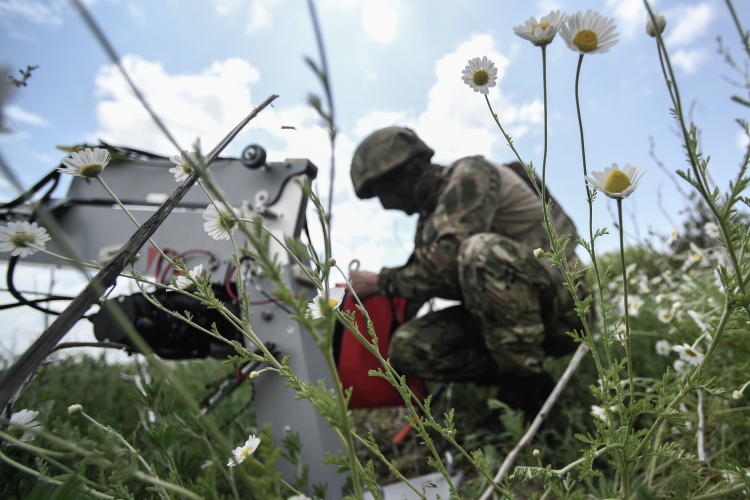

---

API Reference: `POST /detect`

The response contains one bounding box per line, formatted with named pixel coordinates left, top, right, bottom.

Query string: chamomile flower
left=227, top=434, right=261, bottom=467
left=169, top=150, right=203, bottom=182
left=673, top=359, right=686, bottom=373
left=628, top=296, right=643, bottom=317
left=203, top=203, right=239, bottom=241
left=307, top=286, right=346, bottom=320
left=687, top=310, right=708, bottom=332
left=560, top=10, right=619, bottom=55
left=657, top=308, right=673, bottom=323
left=703, top=222, right=720, bottom=239
left=656, top=339, right=671, bottom=356
left=673, top=343, right=704, bottom=367
left=59, top=147, right=111, bottom=178
left=8, top=409, right=42, bottom=442
left=667, top=227, right=679, bottom=246
left=645, top=10, right=667, bottom=37
left=585, top=163, right=645, bottom=199
left=513, top=10, right=568, bottom=47
left=175, top=264, right=204, bottom=291
left=591, top=405, right=608, bottom=422
left=462, top=56, right=498, bottom=95
left=0, top=221, right=51, bottom=258
left=656, top=294, right=667, bottom=304
left=683, top=243, right=705, bottom=269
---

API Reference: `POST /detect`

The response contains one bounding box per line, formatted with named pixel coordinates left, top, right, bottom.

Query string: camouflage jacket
left=376, top=155, right=579, bottom=302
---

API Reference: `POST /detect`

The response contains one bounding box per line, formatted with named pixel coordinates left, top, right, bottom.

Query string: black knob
left=241, top=144, right=267, bottom=169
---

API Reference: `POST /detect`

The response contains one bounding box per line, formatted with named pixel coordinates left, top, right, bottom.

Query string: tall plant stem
left=96, top=176, right=172, bottom=264
left=541, top=45, right=548, bottom=204
left=617, top=199, right=636, bottom=499
left=573, top=53, right=620, bottom=414
left=324, top=347, right=362, bottom=500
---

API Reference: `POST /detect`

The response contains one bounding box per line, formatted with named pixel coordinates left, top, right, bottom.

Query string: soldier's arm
left=378, top=157, right=499, bottom=299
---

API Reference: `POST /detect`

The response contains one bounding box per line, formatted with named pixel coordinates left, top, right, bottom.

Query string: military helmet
left=350, top=127, right=434, bottom=199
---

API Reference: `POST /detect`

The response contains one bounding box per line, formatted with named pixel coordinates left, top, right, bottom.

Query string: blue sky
left=0, top=0, right=748, bottom=352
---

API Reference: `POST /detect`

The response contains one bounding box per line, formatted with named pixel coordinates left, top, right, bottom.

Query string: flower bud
left=327, top=258, right=336, bottom=267
left=249, top=371, right=260, bottom=380
left=646, top=12, right=667, bottom=37
left=130, top=253, right=140, bottom=265
left=533, top=248, right=544, bottom=259
left=532, top=449, right=540, bottom=458
left=68, top=404, right=83, bottom=415
left=733, top=390, right=743, bottom=400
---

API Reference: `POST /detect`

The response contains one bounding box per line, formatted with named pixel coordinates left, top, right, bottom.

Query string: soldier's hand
left=348, top=270, right=379, bottom=300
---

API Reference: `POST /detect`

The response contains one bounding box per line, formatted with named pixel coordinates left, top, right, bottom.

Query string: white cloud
left=606, top=0, right=653, bottom=38
left=536, top=0, right=563, bottom=15
left=0, top=0, right=66, bottom=28
left=664, top=2, right=714, bottom=48
left=245, top=0, right=281, bottom=34
left=207, top=0, right=281, bottom=34
left=361, top=0, right=397, bottom=43
left=127, top=2, right=144, bottom=20
left=94, top=55, right=263, bottom=154
left=5, top=105, right=49, bottom=127
left=209, top=0, right=244, bottom=15
left=671, top=48, right=710, bottom=74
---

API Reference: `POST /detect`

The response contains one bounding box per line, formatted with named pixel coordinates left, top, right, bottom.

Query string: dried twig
left=0, top=95, right=278, bottom=409
left=479, top=343, right=590, bottom=500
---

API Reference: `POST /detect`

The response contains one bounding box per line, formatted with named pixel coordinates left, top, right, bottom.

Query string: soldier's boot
left=458, top=232, right=556, bottom=384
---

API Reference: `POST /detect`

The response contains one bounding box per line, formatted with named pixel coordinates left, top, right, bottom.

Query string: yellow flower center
left=604, top=170, right=632, bottom=193
left=684, top=348, right=697, bottom=358
left=218, top=210, right=237, bottom=232
left=182, top=162, right=193, bottom=175
left=239, top=446, right=253, bottom=458
left=328, top=299, right=339, bottom=307
left=532, top=22, right=550, bottom=33
left=10, top=232, right=36, bottom=248
left=572, top=29, right=599, bottom=52
left=79, top=163, right=104, bottom=178
left=472, top=69, right=489, bottom=87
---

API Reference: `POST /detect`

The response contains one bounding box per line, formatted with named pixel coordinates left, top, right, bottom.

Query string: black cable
left=6, top=257, right=66, bottom=316
left=0, top=169, right=60, bottom=213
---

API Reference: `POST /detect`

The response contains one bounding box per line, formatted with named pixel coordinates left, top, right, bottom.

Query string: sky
left=0, top=0, right=749, bottom=355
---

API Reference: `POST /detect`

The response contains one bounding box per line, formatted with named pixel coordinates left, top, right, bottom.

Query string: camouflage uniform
left=352, top=128, right=583, bottom=384
left=377, top=156, right=582, bottom=382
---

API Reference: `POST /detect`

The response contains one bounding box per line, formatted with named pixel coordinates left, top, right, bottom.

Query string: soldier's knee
left=458, top=233, right=510, bottom=268
left=388, top=327, right=417, bottom=375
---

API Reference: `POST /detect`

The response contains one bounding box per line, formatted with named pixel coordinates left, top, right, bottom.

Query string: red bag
left=337, top=290, right=426, bottom=409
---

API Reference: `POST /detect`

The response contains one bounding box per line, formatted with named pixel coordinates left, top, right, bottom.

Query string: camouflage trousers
left=389, top=233, right=577, bottom=383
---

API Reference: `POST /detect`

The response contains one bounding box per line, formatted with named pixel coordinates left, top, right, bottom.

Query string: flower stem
left=573, top=52, right=620, bottom=417
left=96, top=176, right=172, bottom=264
left=323, top=348, right=363, bottom=500
left=541, top=45, right=548, bottom=205
left=617, top=199, right=636, bottom=499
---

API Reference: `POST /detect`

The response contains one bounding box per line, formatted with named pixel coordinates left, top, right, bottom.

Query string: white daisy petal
left=585, top=163, right=644, bottom=199
left=58, top=147, right=111, bottom=178
left=560, top=9, right=619, bottom=55
left=461, top=56, right=500, bottom=95
left=0, top=221, right=50, bottom=257
left=202, top=203, right=239, bottom=241
left=513, top=10, right=566, bottom=47
left=227, top=434, right=261, bottom=467
left=307, top=286, right=346, bottom=320
left=9, top=409, right=42, bottom=442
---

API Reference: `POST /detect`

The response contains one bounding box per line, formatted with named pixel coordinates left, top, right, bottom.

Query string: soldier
left=348, top=127, right=586, bottom=417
